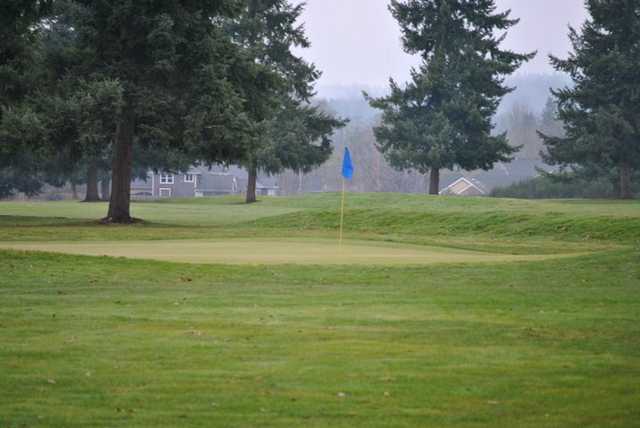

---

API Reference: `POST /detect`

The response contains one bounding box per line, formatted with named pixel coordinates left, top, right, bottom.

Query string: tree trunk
left=84, top=162, right=100, bottom=202
left=619, top=163, right=633, bottom=199
left=70, top=183, right=78, bottom=200
left=246, top=161, right=258, bottom=204
left=105, top=108, right=135, bottom=223
left=374, top=148, right=382, bottom=192
left=298, top=171, right=304, bottom=194
left=100, top=178, right=110, bottom=201
left=429, top=168, right=440, bottom=195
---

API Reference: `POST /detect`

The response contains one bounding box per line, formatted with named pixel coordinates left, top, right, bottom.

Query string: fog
left=292, top=0, right=588, bottom=91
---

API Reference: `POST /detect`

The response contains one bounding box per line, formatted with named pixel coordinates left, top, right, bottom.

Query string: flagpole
left=339, top=178, right=346, bottom=247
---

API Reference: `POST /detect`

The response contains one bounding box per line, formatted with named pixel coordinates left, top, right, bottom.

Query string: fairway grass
left=0, top=199, right=298, bottom=226
left=0, top=238, right=587, bottom=266
left=1, top=194, right=639, bottom=427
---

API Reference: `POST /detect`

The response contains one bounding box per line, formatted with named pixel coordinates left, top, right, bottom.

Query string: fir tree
left=0, top=0, right=53, bottom=198
left=227, top=0, right=344, bottom=203
left=368, top=0, right=534, bottom=194
left=541, top=0, right=640, bottom=199
left=64, top=0, right=246, bottom=222
left=39, top=1, right=231, bottom=206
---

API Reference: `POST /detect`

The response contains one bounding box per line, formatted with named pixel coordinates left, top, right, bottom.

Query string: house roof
left=440, top=177, right=487, bottom=196
left=188, top=165, right=249, bottom=178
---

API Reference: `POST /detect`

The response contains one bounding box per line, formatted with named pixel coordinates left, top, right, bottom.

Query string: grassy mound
left=253, top=207, right=640, bottom=242
left=0, top=194, right=638, bottom=246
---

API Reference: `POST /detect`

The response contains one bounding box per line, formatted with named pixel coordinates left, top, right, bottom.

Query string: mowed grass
left=1, top=194, right=639, bottom=427
left=0, top=198, right=298, bottom=226
left=0, top=238, right=587, bottom=266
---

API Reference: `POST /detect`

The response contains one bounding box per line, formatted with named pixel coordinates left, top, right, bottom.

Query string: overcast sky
left=292, top=0, right=588, bottom=88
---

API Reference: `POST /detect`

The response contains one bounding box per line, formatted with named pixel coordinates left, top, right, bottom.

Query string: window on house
left=184, top=174, right=195, bottom=183
left=159, top=188, right=172, bottom=198
left=160, top=174, right=174, bottom=184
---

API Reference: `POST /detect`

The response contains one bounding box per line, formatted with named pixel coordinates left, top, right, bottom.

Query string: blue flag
left=342, top=147, right=354, bottom=180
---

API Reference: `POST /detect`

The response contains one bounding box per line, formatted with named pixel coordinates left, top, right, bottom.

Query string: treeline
left=491, top=173, right=640, bottom=199
left=493, top=1, right=640, bottom=199
left=2, top=0, right=638, bottom=212
left=495, top=98, right=565, bottom=161
left=367, top=0, right=638, bottom=200
left=0, top=0, right=345, bottom=221
left=363, top=0, right=639, bottom=199
left=301, top=0, right=640, bottom=200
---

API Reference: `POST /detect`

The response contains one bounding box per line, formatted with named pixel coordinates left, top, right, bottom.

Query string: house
left=440, top=177, right=487, bottom=196
left=130, top=170, right=202, bottom=199
left=130, top=176, right=154, bottom=200
left=130, top=165, right=278, bottom=199
left=195, top=173, right=238, bottom=197
left=256, top=176, right=280, bottom=196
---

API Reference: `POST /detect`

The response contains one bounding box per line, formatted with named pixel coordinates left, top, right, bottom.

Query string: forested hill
left=317, top=73, right=571, bottom=122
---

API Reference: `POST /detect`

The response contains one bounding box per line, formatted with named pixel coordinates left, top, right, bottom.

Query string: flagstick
left=339, top=178, right=346, bottom=247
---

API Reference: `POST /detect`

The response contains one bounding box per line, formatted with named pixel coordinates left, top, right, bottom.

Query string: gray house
left=130, top=165, right=279, bottom=199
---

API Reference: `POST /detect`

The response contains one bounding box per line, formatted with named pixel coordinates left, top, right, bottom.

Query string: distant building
left=440, top=177, right=487, bottom=197
left=130, top=165, right=279, bottom=199
left=256, top=177, right=280, bottom=197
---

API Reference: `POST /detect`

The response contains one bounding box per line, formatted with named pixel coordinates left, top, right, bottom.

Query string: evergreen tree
left=62, top=0, right=246, bottom=221
left=368, top=0, right=534, bottom=194
left=37, top=1, right=111, bottom=202
left=541, top=0, right=640, bottom=199
left=252, top=100, right=344, bottom=179
left=227, top=0, right=344, bottom=203
left=38, top=1, right=209, bottom=205
left=0, top=1, right=52, bottom=106
left=72, top=79, right=123, bottom=202
left=0, top=0, right=53, bottom=198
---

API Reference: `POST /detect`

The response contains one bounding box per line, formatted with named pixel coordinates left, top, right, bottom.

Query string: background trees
left=541, top=0, right=640, bottom=199
left=1, top=0, right=345, bottom=212
left=368, top=0, right=534, bottom=194
left=2, top=1, right=638, bottom=203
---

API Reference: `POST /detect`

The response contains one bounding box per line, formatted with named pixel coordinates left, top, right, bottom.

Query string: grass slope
left=0, top=194, right=638, bottom=245
left=1, top=194, right=639, bottom=427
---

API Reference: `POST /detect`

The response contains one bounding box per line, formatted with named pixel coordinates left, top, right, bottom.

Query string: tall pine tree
left=227, top=0, right=344, bottom=203
left=64, top=0, right=246, bottom=222
left=368, top=0, right=533, bottom=194
left=0, top=0, right=53, bottom=198
left=541, top=0, right=640, bottom=199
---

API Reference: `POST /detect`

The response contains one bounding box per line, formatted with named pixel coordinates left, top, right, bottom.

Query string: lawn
left=1, top=194, right=639, bottom=427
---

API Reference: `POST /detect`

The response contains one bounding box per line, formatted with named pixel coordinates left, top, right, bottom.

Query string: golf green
left=0, top=238, right=580, bottom=265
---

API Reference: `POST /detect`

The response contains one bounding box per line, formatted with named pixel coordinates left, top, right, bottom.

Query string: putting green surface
left=0, top=238, right=579, bottom=265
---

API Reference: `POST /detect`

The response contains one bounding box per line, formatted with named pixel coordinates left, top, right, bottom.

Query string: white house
left=440, top=177, right=487, bottom=196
